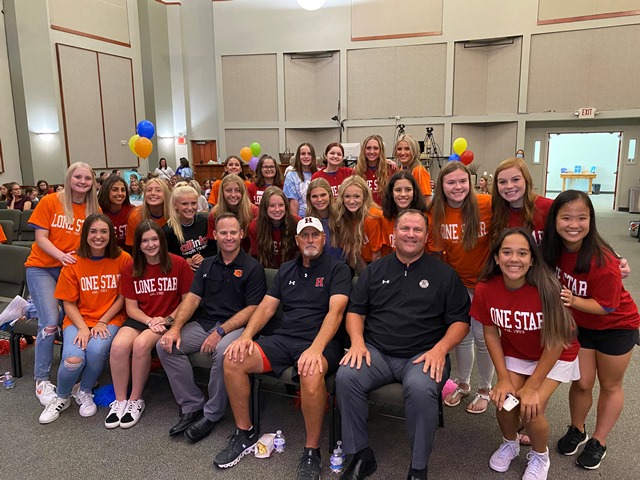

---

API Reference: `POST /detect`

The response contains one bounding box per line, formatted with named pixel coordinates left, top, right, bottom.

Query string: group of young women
left=20, top=137, right=638, bottom=479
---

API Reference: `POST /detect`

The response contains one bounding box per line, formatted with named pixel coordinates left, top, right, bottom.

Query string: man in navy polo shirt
left=337, top=209, right=470, bottom=480
left=157, top=213, right=266, bottom=443
left=214, top=217, right=351, bottom=480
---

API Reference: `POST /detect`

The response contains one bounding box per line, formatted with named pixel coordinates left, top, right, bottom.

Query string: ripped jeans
left=27, top=266, right=64, bottom=382
left=57, top=324, right=119, bottom=398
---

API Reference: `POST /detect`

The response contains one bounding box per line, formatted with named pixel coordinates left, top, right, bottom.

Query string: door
left=191, top=140, right=217, bottom=185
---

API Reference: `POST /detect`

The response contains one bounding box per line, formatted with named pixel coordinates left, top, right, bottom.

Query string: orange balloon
left=134, top=137, right=153, bottom=158
left=240, top=147, right=252, bottom=162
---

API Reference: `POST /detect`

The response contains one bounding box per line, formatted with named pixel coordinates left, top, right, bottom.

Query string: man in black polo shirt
left=337, top=209, right=470, bottom=480
left=157, top=213, right=266, bottom=443
left=214, top=217, right=351, bottom=480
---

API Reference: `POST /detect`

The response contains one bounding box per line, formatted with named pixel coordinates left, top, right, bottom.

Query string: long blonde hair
left=61, top=162, right=99, bottom=225
left=167, top=185, right=199, bottom=244
left=305, top=177, right=335, bottom=220
left=141, top=178, right=172, bottom=221
left=213, top=174, right=253, bottom=233
left=394, top=134, right=421, bottom=171
left=332, top=175, right=376, bottom=266
left=354, top=134, right=391, bottom=198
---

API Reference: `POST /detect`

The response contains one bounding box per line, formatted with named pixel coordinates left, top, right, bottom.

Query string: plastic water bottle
left=274, top=430, right=286, bottom=453
left=336, top=440, right=346, bottom=463
left=3, top=371, right=15, bottom=389
left=330, top=448, right=344, bottom=474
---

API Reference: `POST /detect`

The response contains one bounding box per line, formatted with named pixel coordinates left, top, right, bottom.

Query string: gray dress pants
left=336, top=343, right=450, bottom=471
left=156, top=321, right=243, bottom=421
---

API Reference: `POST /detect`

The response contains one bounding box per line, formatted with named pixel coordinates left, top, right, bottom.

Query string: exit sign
left=578, top=107, right=595, bottom=118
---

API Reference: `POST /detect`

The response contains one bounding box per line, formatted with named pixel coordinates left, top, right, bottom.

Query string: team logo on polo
left=315, top=277, right=324, bottom=287
left=234, top=269, right=243, bottom=278
left=419, top=279, right=429, bottom=289
left=289, top=280, right=296, bottom=286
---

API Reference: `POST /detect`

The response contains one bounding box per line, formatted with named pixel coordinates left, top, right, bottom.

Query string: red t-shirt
left=120, top=254, right=193, bottom=318
left=427, top=194, right=492, bottom=289
left=472, top=276, right=580, bottom=362
left=363, top=166, right=397, bottom=206
left=311, top=167, right=353, bottom=197
left=105, top=204, right=135, bottom=249
left=555, top=251, right=640, bottom=331
left=507, top=195, right=552, bottom=245
left=55, top=252, right=132, bottom=329
left=246, top=183, right=268, bottom=206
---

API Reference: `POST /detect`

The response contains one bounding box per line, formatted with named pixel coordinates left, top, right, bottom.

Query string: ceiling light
left=297, top=0, right=326, bottom=11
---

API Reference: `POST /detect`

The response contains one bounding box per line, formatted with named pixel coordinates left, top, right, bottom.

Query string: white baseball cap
left=296, top=217, right=324, bottom=234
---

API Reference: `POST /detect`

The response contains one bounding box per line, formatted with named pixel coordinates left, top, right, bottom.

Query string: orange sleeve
left=413, top=165, right=432, bottom=196
left=125, top=206, right=143, bottom=246
left=0, top=227, right=6, bottom=243
left=208, top=180, right=222, bottom=205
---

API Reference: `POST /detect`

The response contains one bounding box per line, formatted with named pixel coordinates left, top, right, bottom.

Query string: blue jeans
left=27, top=266, right=64, bottom=381
left=57, top=324, right=119, bottom=398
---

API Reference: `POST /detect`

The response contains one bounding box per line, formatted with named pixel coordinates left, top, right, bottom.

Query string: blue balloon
left=448, top=153, right=460, bottom=161
left=137, top=120, right=155, bottom=139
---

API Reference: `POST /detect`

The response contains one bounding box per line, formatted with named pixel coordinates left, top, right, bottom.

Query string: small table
left=560, top=173, right=597, bottom=194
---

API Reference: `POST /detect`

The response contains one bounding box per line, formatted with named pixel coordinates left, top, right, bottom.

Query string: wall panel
left=224, top=129, right=279, bottom=164
left=351, top=0, right=443, bottom=40
left=49, top=0, right=130, bottom=46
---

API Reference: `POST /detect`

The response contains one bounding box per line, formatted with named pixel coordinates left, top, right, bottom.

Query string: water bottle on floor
left=3, top=371, right=15, bottom=389
left=330, top=448, right=344, bottom=474
left=274, top=430, right=286, bottom=453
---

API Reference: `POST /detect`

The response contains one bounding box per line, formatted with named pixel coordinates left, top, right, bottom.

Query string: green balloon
left=250, top=142, right=261, bottom=157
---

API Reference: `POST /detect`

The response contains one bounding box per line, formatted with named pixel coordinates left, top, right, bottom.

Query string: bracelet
left=98, top=320, right=108, bottom=325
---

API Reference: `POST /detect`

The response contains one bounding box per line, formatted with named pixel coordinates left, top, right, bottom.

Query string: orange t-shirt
left=361, top=206, right=382, bottom=263
left=427, top=194, right=492, bottom=289
left=125, top=206, right=167, bottom=246
left=0, top=226, right=7, bottom=243
left=25, top=194, right=93, bottom=268
left=55, top=251, right=132, bottom=329
left=411, top=165, right=432, bottom=196
left=207, top=179, right=252, bottom=206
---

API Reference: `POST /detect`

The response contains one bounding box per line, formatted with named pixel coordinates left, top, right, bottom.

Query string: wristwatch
left=165, top=315, right=175, bottom=325
left=216, top=326, right=226, bottom=337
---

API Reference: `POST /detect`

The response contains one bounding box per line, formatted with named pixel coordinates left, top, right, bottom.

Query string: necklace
left=181, top=218, right=195, bottom=228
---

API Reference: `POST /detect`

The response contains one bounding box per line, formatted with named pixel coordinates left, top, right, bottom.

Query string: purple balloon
left=249, top=156, right=259, bottom=172
left=448, top=153, right=460, bottom=161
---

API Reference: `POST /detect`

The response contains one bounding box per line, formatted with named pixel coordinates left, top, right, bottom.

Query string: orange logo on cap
left=234, top=269, right=243, bottom=277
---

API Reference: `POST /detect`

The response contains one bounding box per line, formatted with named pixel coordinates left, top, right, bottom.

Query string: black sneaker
left=213, top=428, right=257, bottom=468
left=296, top=448, right=322, bottom=480
left=557, top=424, right=588, bottom=455
left=576, top=438, right=607, bottom=470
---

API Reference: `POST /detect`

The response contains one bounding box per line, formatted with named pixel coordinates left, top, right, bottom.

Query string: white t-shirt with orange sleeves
left=125, top=205, right=167, bottom=246
left=427, top=194, right=492, bottom=289
left=55, top=251, right=132, bottom=329
left=25, top=193, right=92, bottom=268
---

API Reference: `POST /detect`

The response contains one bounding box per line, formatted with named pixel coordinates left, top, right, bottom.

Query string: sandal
left=466, top=392, right=490, bottom=414
left=518, top=427, right=532, bottom=446
left=444, top=386, right=470, bottom=407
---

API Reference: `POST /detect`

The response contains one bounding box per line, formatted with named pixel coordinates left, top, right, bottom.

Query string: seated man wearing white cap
left=214, top=217, right=352, bottom=480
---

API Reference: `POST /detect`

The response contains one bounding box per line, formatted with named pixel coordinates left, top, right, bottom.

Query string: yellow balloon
left=129, top=135, right=140, bottom=155
left=453, top=137, right=468, bottom=156
left=240, top=147, right=252, bottom=162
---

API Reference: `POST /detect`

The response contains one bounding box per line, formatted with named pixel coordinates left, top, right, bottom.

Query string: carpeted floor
left=1, top=208, right=638, bottom=480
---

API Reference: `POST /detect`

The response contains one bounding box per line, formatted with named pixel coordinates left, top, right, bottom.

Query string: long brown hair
left=292, top=143, right=318, bottom=181
left=213, top=174, right=253, bottom=234
left=132, top=220, right=172, bottom=277
left=255, top=187, right=297, bottom=268
left=305, top=177, right=335, bottom=220
left=255, top=154, right=283, bottom=188
left=491, top=157, right=537, bottom=241
left=77, top=213, right=121, bottom=259
left=354, top=134, right=391, bottom=198
left=98, top=175, right=131, bottom=213
left=430, top=162, right=480, bottom=250
left=480, top=228, right=576, bottom=350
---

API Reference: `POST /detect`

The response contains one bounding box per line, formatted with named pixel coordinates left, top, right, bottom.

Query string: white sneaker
left=39, top=396, right=71, bottom=424
left=523, top=449, right=550, bottom=480
left=35, top=380, right=57, bottom=406
left=74, top=389, right=97, bottom=417
left=120, top=399, right=145, bottom=429
left=105, top=400, right=128, bottom=429
left=490, top=438, right=520, bottom=473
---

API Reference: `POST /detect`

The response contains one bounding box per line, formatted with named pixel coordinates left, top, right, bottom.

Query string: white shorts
left=505, top=356, right=580, bottom=383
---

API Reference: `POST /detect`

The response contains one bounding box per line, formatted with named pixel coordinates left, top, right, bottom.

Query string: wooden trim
left=96, top=53, right=109, bottom=168
left=51, top=25, right=131, bottom=48
left=155, top=0, right=181, bottom=5
left=0, top=140, right=4, bottom=174
left=55, top=44, right=72, bottom=168
left=351, top=30, right=442, bottom=42
left=538, top=9, right=640, bottom=25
